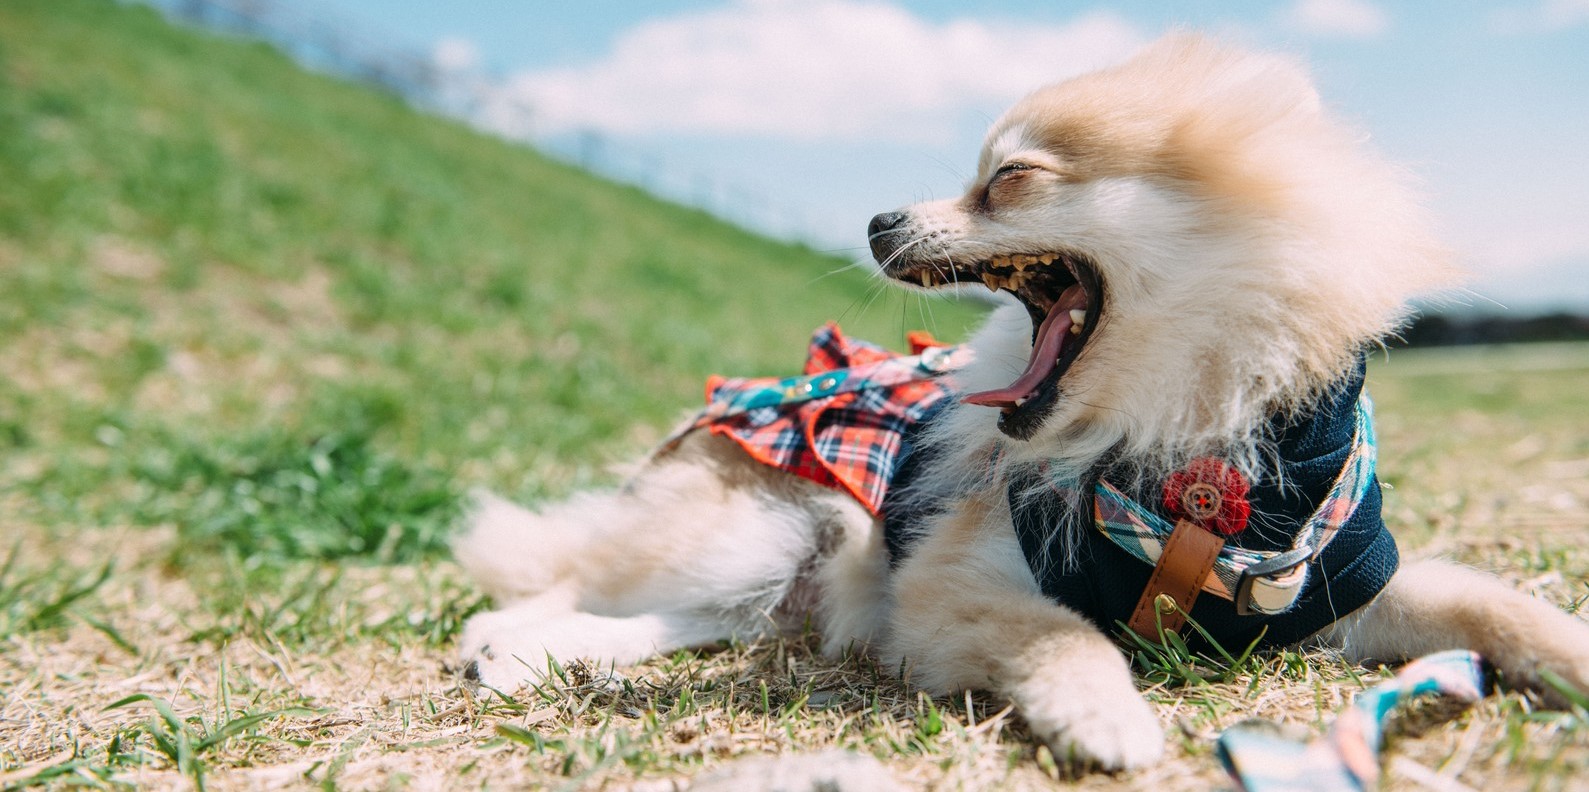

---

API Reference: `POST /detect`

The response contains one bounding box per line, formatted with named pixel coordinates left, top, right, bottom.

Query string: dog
left=454, top=35, right=1589, bottom=770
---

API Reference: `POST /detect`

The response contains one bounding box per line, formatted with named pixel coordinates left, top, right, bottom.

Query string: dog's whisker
left=807, top=259, right=872, bottom=285
left=835, top=280, right=885, bottom=324
left=924, top=253, right=955, bottom=288
left=876, top=236, right=929, bottom=272
left=855, top=288, right=890, bottom=325
left=914, top=291, right=937, bottom=334
left=929, top=262, right=951, bottom=288
left=839, top=277, right=897, bottom=324
left=926, top=155, right=965, bottom=185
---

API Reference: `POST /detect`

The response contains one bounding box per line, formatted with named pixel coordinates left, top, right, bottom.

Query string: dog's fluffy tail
left=452, top=489, right=578, bottom=602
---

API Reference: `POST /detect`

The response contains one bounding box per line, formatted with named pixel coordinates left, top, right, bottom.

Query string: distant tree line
left=1395, top=312, right=1589, bottom=347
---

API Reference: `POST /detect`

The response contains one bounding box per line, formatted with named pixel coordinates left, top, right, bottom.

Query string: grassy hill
left=0, top=0, right=981, bottom=553
left=3, top=2, right=1586, bottom=789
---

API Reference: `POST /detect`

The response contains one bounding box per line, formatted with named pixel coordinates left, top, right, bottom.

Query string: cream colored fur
left=899, top=36, right=1455, bottom=488
left=454, top=35, right=1589, bottom=771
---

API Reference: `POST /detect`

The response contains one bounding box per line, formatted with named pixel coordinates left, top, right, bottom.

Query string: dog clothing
left=694, top=323, right=956, bottom=515
left=694, top=326, right=1398, bottom=650
left=1000, top=358, right=1398, bottom=649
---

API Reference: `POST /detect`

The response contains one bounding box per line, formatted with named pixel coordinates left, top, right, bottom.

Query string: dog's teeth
left=990, top=255, right=1009, bottom=268
left=982, top=273, right=1000, bottom=292
left=1039, top=253, right=1056, bottom=265
left=1011, top=255, right=1030, bottom=271
left=1070, top=309, right=1087, bottom=326
left=920, top=271, right=932, bottom=287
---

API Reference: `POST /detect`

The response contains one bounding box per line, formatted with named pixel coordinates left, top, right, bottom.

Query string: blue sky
left=310, top=0, right=1589, bottom=312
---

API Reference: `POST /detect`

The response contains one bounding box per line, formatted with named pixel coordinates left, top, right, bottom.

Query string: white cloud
left=1281, top=0, right=1390, bottom=39
left=472, top=0, right=1145, bottom=143
left=432, top=36, right=480, bottom=73
left=1491, top=0, right=1589, bottom=33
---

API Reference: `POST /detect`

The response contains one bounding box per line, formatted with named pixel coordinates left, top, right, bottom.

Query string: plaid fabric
left=694, top=323, right=955, bottom=515
left=1218, top=650, right=1487, bottom=791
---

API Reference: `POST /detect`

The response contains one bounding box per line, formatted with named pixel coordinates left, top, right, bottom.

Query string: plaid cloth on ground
left=694, top=323, right=956, bottom=515
left=1218, top=650, right=1489, bottom=791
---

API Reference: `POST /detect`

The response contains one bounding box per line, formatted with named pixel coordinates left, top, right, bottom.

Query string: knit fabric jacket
left=884, top=358, right=1398, bottom=650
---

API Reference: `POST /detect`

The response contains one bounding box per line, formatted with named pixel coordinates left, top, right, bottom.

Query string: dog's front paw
left=458, top=644, right=544, bottom=694
left=1017, top=678, right=1164, bottom=771
left=457, top=602, right=673, bottom=692
left=457, top=608, right=550, bottom=692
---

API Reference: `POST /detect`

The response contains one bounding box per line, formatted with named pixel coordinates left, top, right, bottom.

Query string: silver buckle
left=1234, top=547, right=1313, bottom=616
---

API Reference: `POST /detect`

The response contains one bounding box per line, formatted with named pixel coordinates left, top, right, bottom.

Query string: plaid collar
left=692, top=323, right=959, bottom=515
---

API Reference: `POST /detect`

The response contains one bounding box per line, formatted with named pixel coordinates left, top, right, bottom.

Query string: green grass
left=1, top=1, right=1586, bottom=789
left=0, top=0, right=982, bottom=555
left=98, top=689, right=320, bottom=792
left=117, top=427, right=458, bottom=564
left=0, top=544, right=113, bottom=636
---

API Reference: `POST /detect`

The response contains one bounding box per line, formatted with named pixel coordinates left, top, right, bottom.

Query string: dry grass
left=4, top=345, right=1589, bottom=791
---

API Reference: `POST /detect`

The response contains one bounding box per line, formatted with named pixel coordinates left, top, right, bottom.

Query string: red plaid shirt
left=696, top=324, right=954, bottom=515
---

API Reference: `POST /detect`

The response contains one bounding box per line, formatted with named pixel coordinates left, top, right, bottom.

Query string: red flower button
left=1162, top=458, right=1251, bottom=536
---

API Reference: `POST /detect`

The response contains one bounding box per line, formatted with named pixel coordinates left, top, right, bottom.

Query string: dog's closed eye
left=981, top=162, right=1044, bottom=210
left=994, top=161, right=1035, bottom=179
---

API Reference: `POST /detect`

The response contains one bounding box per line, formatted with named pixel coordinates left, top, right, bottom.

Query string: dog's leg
left=811, top=512, right=892, bottom=657
left=1316, top=558, right=1589, bottom=706
left=456, top=432, right=880, bottom=689
left=885, top=495, right=1164, bottom=770
left=459, top=586, right=735, bottom=685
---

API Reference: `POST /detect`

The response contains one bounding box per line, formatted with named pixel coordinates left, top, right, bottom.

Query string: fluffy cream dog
left=455, top=36, right=1589, bottom=769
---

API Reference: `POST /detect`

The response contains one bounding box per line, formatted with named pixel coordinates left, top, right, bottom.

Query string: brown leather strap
left=1127, top=519, right=1226, bottom=639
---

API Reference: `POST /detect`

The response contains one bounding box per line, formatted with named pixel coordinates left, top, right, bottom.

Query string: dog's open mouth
left=895, top=253, right=1103, bottom=440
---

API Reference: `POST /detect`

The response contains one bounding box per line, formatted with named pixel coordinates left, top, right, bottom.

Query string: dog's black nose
left=868, top=211, right=908, bottom=262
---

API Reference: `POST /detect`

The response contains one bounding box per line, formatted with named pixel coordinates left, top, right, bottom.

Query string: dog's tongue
left=964, top=284, right=1088, bottom=409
